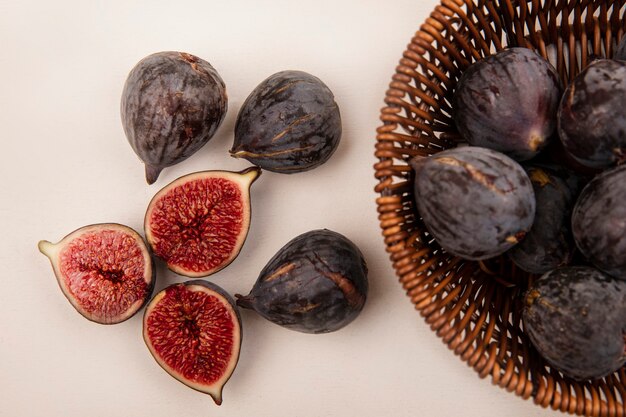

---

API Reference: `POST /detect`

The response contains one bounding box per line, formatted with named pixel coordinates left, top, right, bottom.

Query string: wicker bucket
left=373, top=0, right=625, bottom=415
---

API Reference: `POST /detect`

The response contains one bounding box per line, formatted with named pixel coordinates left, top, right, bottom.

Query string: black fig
left=38, top=223, right=155, bottom=324
left=508, top=165, right=581, bottom=274
left=453, top=48, right=562, bottom=161
left=523, top=266, right=626, bottom=380
left=143, top=280, right=241, bottom=405
left=144, top=167, right=261, bottom=277
left=230, top=70, right=341, bottom=173
left=542, top=136, right=602, bottom=178
left=572, top=165, right=626, bottom=280
left=558, top=59, right=626, bottom=168
left=615, top=36, right=626, bottom=61
left=121, top=51, right=228, bottom=184
left=235, top=229, right=368, bottom=334
left=410, top=147, right=535, bottom=261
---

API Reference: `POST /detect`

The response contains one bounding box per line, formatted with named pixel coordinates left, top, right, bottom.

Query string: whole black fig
left=121, top=51, right=227, bottom=184
left=572, top=164, right=626, bottom=280
left=558, top=59, right=626, bottom=169
left=523, top=266, right=626, bottom=380
left=235, top=229, right=367, bottom=333
left=508, top=165, right=581, bottom=274
left=615, top=35, right=626, bottom=61
left=410, top=147, right=535, bottom=260
left=230, top=70, right=341, bottom=173
left=453, top=48, right=562, bottom=161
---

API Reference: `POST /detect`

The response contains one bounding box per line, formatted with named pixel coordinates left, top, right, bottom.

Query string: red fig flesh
left=38, top=223, right=155, bottom=324
left=143, top=280, right=242, bottom=405
left=144, top=167, right=261, bottom=277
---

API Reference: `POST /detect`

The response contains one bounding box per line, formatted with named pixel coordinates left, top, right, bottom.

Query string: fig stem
left=234, top=294, right=254, bottom=309
left=37, top=240, right=54, bottom=258
left=238, top=166, right=262, bottom=184
left=210, top=390, right=223, bottom=406
left=408, top=155, right=428, bottom=176
left=145, top=164, right=163, bottom=185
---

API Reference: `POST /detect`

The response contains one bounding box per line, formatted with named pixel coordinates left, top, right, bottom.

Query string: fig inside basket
left=374, top=0, right=625, bottom=415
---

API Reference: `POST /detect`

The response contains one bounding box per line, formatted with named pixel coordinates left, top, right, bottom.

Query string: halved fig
left=143, top=280, right=242, bottom=405
left=38, top=223, right=155, bottom=324
left=144, top=167, right=261, bottom=277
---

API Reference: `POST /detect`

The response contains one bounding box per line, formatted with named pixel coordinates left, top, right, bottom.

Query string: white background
left=1, top=1, right=556, bottom=416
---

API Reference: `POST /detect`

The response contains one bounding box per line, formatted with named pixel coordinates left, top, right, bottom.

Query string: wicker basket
left=374, top=0, right=625, bottom=415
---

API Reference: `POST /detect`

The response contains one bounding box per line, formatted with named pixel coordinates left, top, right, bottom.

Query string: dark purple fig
left=410, top=147, right=535, bottom=260
left=230, top=70, right=341, bottom=173
left=572, top=165, right=626, bottom=280
left=143, top=280, right=241, bottom=405
left=235, top=229, right=367, bottom=334
left=523, top=266, right=626, bottom=380
left=38, top=223, right=155, bottom=324
left=508, top=165, right=582, bottom=274
left=453, top=48, right=562, bottom=161
left=144, top=167, right=261, bottom=277
left=615, top=36, right=626, bottom=61
left=558, top=59, right=626, bottom=169
left=121, top=51, right=228, bottom=184
left=543, top=135, right=602, bottom=177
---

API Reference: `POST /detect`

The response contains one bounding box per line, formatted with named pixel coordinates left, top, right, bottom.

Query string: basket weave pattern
left=374, top=0, right=626, bottom=415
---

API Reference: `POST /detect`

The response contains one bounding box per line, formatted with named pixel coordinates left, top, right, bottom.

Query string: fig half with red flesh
left=143, top=280, right=242, bottom=405
left=38, top=223, right=155, bottom=324
left=144, top=167, right=261, bottom=277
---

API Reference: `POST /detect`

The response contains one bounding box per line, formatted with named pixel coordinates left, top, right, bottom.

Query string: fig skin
left=410, top=146, right=535, bottom=261
left=230, top=70, right=341, bottom=173
left=143, top=280, right=241, bottom=405
left=523, top=266, right=626, bottom=380
left=542, top=136, right=602, bottom=178
left=508, top=165, right=582, bottom=274
left=144, top=167, right=261, bottom=278
left=235, top=229, right=368, bottom=334
left=558, top=59, right=626, bottom=169
left=121, top=51, right=228, bottom=184
left=571, top=164, right=626, bottom=280
left=38, top=223, right=155, bottom=325
left=453, top=47, right=562, bottom=161
left=615, top=36, right=626, bottom=60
